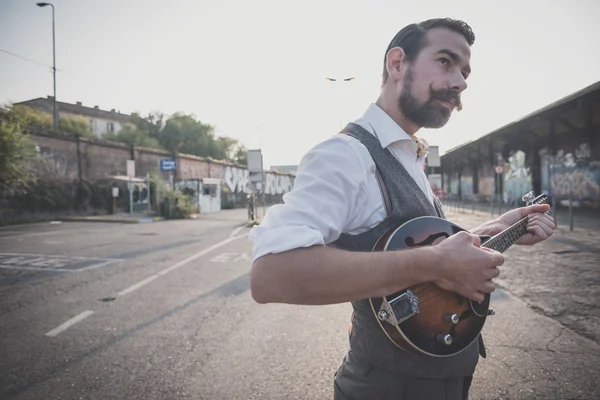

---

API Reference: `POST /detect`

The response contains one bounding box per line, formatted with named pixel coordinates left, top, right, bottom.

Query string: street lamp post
left=36, top=2, right=57, bottom=133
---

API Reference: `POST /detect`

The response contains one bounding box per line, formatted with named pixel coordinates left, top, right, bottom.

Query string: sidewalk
left=58, top=207, right=252, bottom=225
left=58, top=213, right=165, bottom=224
left=423, top=207, right=600, bottom=398
left=471, top=287, right=600, bottom=399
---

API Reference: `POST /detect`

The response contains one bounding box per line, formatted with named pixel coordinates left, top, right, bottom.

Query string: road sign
left=127, top=160, right=135, bottom=178
left=160, top=159, right=177, bottom=171
left=495, top=165, right=504, bottom=174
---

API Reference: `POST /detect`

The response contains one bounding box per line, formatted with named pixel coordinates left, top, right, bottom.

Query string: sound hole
left=405, top=232, right=449, bottom=247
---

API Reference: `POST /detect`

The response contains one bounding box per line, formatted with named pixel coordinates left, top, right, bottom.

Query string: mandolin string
left=483, top=217, right=528, bottom=253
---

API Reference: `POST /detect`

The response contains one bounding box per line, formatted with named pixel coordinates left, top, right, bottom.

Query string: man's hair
left=381, top=18, right=475, bottom=86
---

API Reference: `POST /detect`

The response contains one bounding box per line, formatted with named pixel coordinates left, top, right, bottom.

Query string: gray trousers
left=333, top=352, right=473, bottom=400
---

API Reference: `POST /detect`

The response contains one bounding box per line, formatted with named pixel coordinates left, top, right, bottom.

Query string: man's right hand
left=431, top=231, right=504, bottom=302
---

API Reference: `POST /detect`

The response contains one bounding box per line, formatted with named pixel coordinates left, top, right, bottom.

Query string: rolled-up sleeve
left=248, top=135, right=368, bottom=261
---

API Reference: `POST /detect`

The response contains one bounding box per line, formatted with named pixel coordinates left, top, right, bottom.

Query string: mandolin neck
left=481, top=217, right=529, bottom=253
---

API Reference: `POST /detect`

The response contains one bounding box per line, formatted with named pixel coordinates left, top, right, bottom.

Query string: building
left=14, top=96, right=133, bottom=137
left=270, top=165, right=298, bottom=175
left=440, top=80, right=600, bottom=209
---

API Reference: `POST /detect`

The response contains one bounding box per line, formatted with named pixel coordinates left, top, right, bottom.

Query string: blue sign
left=161, top=159, right=177, bottom=171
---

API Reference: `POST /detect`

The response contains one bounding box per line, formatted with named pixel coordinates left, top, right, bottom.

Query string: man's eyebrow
left=436, top=49, right=471, bottom=74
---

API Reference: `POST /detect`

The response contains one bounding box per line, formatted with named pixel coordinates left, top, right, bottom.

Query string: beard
left=398, top=67, right=460, bottom=129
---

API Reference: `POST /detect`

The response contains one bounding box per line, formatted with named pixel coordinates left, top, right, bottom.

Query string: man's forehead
left=423, top=28, right=471, bottom=59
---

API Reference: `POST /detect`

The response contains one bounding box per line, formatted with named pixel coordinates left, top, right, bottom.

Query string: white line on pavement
left=116, top=234, right=247, bottom=297
left=117, top=275, right=160, bottom=296
left=229, top=225, right=245, bottom=238
left=45, top=310, right=94, bottom=337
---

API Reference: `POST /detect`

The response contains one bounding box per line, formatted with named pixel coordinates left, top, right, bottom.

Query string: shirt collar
left=361, top=103, right=416, bottom=151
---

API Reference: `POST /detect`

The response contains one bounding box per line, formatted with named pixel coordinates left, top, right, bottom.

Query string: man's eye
left=439, top=58, right=450, bottom=66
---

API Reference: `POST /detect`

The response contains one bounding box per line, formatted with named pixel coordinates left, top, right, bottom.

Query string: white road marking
left=209, top=252, right=237, bottom=263
left=229, top=225, right=245, bottom=238
left=233, top=253, right=250, bottom=263
left=0, top=253, right=121, bottom=272
left=117, top=234, right=247, bottom=296
left=117, top=275, right=160, bottom=296
left=45, top=310, right=94, bottom=337
left=0, top=264, right=72, bottom=273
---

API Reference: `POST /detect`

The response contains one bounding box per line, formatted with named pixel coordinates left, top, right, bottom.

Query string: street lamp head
left=36, top=2, right=51, bottom=7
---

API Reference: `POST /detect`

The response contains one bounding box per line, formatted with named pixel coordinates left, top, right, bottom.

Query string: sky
left=1, top=0, right=599, bottom=170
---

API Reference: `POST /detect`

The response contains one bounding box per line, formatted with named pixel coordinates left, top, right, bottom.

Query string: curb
left=58, top=216, right=165, bottom=224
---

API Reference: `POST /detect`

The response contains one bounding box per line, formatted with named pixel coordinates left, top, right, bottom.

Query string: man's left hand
left=477, top=204, right=556, bottom=246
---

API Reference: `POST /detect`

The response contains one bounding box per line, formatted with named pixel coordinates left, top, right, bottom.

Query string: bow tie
left=413, top=136, right=429, bottom=158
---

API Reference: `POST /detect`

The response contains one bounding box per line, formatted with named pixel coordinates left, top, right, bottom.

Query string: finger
left=479, top=281, right=496, bottom=294
left=535, top=219, right=554, bottom=236
left=539, top=214, right=556, bottom=229
left=520, top=204, right=551, bottom=218
left=468, top=232, right=481, bottom=247
left=485, top=266, right=500, bottom=280
left=487, top=250, right=505, bottom=266
left=528, top=216, right=554, bottom=236
left=526, top=223, right=548, bottom=239
left=469, top=291, right=485, bottom=303
left=481, top=248, right=505, bottom=266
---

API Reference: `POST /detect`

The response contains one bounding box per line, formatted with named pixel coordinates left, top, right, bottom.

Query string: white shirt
left=248, top=103, right=435, bottom=261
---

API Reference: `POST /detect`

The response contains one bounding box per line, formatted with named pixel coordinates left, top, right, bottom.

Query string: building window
left=107, top=122, right=114, bottom=132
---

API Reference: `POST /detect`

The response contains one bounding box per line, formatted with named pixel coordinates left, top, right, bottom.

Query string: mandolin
left=369, top=191, right=550, bottom=357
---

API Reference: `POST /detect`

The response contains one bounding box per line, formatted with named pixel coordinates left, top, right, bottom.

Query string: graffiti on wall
left=179, top=159, right=209, bottom=181
left=503, top=150, right=532, bottom=205
left=540, top=143, right=600, bottom=206
left=35, top=145, right=69, bottom=178
left=224, top=166, right=250, bottom=193
left=265, top=173, right=294, bottom=195
left=478, top=163, right=494, bottom=197
left=460, top=171, right=475, bottom=200
left=450, top=174, right=459, bottom=195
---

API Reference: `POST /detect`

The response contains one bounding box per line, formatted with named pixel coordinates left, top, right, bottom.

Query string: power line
left=0, top=47, right=90, bottom=81
left=0, top=48, right=56, bottom=70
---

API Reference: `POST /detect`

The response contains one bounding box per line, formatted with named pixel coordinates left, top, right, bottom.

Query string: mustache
left=431, top=90, right=461, bottom=106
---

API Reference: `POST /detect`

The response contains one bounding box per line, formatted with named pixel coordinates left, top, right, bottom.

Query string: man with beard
left=248, top=18, right=555, bottom=400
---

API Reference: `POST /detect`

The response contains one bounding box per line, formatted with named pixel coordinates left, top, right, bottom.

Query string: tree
left=58, top=115, right=93, bottom=138
left=0, top=105, right=37, bottom=196
left=233, top=145, right=248, bottom=165
left=104, top=125, right=162, bottom=149
left=5, top=104, right=93, bottom=137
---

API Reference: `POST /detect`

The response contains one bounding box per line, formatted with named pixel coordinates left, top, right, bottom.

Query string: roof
left=14, top=96, right=133, bottom=124
left=443, top=80, right=600, bottom=156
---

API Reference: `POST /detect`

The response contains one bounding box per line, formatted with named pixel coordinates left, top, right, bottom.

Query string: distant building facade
left=14, top=96, right=133, bottom=137
left=270, top=165, right=298, bottom=175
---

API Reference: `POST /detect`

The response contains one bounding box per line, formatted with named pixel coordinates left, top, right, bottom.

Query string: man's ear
left=386, top=47, right=406, bottom=82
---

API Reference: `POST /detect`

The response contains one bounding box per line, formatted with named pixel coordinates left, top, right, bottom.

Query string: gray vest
left=329, top=123, right=481, bottom=378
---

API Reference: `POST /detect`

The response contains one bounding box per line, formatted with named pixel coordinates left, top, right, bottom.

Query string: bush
left=6, top=180, right=129, bottom=214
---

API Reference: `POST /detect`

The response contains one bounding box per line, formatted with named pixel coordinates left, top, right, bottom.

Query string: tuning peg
left=522, top=191, right=535, bottom=205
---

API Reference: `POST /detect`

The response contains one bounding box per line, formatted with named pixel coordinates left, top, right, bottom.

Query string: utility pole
left=37, top=2, right=57, bottom=132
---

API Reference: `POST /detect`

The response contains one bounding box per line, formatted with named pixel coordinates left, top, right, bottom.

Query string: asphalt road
left=1, top=208, right=599, bottom=400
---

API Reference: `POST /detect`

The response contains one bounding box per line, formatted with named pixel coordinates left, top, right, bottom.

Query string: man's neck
left=375, top=94, right=420, bottom=136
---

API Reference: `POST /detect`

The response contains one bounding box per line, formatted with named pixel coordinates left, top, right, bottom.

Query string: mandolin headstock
left=522, top=191, right=551, bottom=213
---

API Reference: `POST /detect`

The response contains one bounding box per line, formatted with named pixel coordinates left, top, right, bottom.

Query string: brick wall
left=27, top=133, right=295, bottom=197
